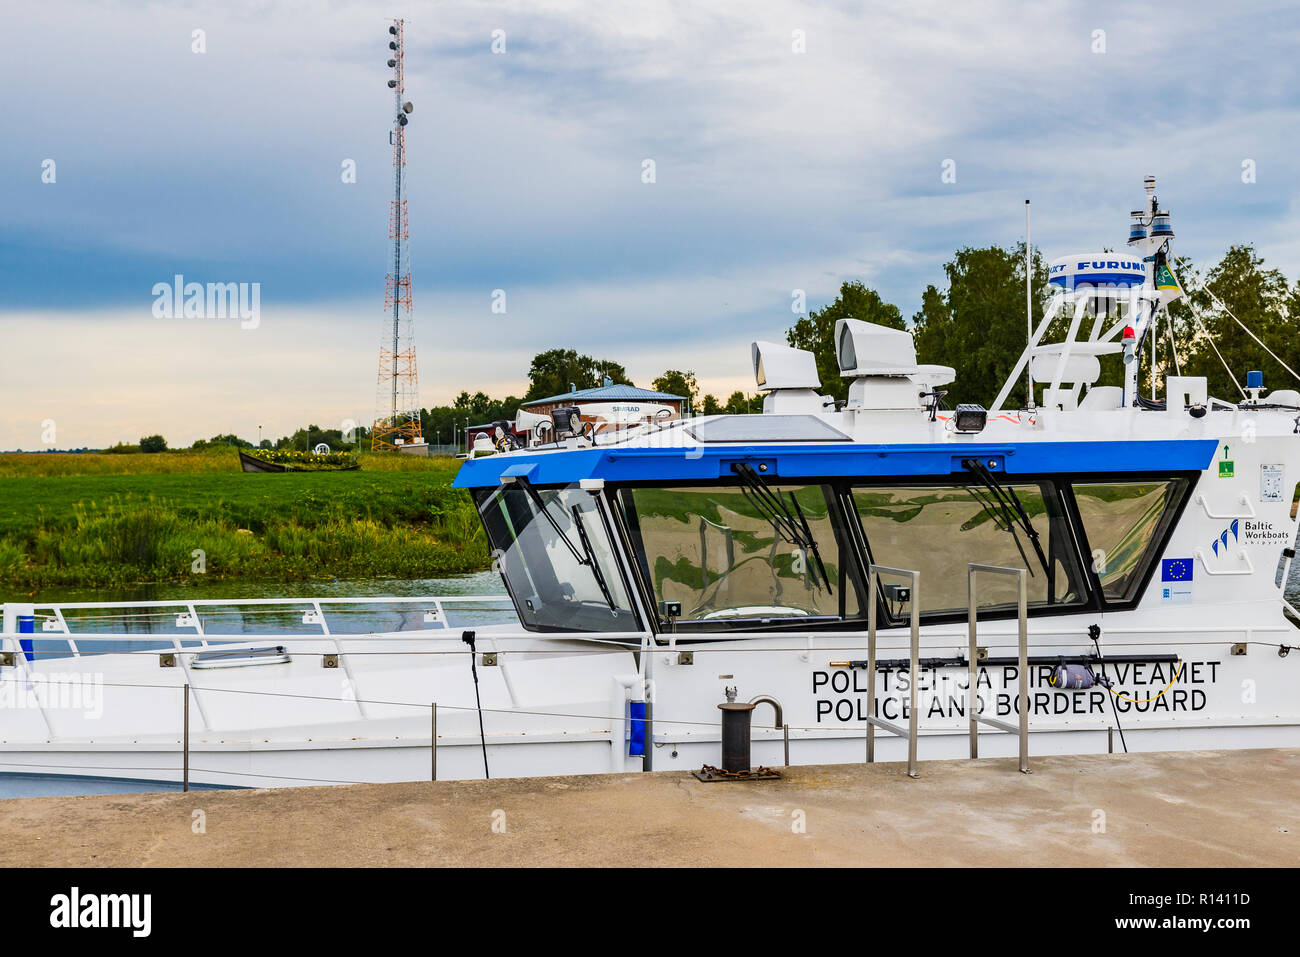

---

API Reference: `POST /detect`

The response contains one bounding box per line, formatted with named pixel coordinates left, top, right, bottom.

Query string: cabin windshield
left=475, top=484, right=640, bottom=633
left=852, top=481, right=1087, bottom=619
left=472, top=470, right=1194, bottom=635
left=618, top=483, right=863, bottom=630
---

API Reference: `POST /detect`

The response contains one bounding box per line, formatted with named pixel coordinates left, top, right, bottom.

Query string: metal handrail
left=3, top=595, right=520, bottom=663
left=26, top=594, right=514, bottom=611
left=967, top=563, right=1030, bottom=773
left=865, top=563, right=921, bottom=778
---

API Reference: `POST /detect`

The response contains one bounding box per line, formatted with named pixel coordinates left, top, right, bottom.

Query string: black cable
left=1089, top=624, right=1128, bottom=753
left=462, top=630, right=490, bottom=778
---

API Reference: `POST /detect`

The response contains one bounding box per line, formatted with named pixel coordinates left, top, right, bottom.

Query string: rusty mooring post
left=694, top=687, right=783, bottom=781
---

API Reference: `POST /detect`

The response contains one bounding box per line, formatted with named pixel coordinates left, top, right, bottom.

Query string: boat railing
left=864, top=564, right=921, bottom=777
left=967, top=563, right=1030, bottom=773
left=2, top=594, right=519, bottom=657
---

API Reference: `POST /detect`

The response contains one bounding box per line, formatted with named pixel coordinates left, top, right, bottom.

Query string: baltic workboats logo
left=49, top=887, right=151, bottom=937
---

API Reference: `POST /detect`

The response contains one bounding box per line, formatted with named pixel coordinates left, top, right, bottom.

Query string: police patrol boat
left=3, top=176, right=1299, bottom=788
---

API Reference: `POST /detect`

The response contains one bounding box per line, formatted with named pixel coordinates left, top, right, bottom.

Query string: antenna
left=1024, top=199, right=1034, bottom=410
left=371, top=18, right=423, bottom=451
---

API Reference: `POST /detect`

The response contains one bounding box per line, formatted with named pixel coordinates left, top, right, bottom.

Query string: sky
left=2, top=0, right=1299, bottom=449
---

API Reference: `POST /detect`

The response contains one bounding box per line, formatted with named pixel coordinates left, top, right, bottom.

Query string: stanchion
left=182, top=682, right=190, bottom=793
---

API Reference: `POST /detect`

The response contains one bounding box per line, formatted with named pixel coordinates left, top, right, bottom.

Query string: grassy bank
left=0, top=451, right=490, bottom=590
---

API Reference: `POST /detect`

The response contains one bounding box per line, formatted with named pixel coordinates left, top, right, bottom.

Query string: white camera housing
left=752, top=340, right=821, bottom=391
left=751, top=341, right=830, bottom=414
left=834, top=318, right=954, bottom=411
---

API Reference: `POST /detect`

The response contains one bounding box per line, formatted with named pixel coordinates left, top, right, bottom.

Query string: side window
left=476, top=485, right=640, bottom=633
left=621, top=484, right=861, bottom=628
left=853, top=483, right=1085, bottom=618
left=1072, top=481, right=1182, bottom=602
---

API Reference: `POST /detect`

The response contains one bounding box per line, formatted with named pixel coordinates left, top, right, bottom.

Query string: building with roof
left=521, top=377, right=687, bottom=415
left=463, top=377, right=688, bottom=453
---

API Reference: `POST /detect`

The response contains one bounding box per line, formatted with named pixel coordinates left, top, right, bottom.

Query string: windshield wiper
left=514, top=479, right=617, bottom=611
left=960, top=459, right=1050, bottom=579
left=569, top=504, right=617, bottom=612
left=731, top=463, right=832, bottom=593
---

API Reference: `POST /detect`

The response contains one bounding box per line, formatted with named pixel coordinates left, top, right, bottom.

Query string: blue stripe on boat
left=452, top=439, right=1220, bottom=488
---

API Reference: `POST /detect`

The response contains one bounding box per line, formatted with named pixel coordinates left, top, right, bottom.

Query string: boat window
left=474, top=485, right=640, bottom=633
left=1071, top=480, right=1183, bottom=602
left=852, top=482, right=1086, bottom=619
left=619, top=483, right=862, bottom=630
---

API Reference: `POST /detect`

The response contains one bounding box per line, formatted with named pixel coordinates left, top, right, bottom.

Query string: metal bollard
left=696, top=687, right=783, bottom=781
left=718, top=691, right=755, bottom=772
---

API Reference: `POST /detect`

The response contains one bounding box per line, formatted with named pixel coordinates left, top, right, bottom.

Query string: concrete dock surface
left=1, top=748, right=1296, bottom=867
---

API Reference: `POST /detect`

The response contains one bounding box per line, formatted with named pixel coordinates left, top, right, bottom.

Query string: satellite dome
left=1048, top=253, right=1147, bottom=292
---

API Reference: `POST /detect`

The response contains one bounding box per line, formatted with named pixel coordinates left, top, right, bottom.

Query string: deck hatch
left=685, top=415, right=850, bottom=444
left=191, top=645, right=291, bottom=669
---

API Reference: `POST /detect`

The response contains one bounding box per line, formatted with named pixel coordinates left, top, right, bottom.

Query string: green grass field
left=0, top=450, right=490, bottom=590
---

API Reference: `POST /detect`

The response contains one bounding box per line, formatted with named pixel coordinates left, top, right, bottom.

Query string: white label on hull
left=1261, top=464, right=1285, bottom=502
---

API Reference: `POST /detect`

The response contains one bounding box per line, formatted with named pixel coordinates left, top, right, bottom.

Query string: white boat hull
left=4, top=608, right=1297, bottom=789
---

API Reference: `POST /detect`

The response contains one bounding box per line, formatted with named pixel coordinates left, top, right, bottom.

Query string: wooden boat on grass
left=238, top=449, right=360, bottom=473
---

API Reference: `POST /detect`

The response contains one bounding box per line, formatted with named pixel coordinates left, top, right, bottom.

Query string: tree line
left=104, top=240, right=1299, bottom=454
left=434, top=241, right=1300, bottom=428
left=790, top=243, right=1299, bottom=407
left=416, top=349, right=764, bottom=444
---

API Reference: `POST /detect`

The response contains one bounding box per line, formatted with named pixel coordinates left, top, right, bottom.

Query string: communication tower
left=371, top=18, right=423, bottom=450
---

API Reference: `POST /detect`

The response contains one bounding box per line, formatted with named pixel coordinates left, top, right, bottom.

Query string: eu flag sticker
left=1160, top=558, right=1194, bottom=602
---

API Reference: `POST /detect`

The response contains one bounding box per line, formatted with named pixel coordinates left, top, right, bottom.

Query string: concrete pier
left=1, top=748, right=1296, bottom=867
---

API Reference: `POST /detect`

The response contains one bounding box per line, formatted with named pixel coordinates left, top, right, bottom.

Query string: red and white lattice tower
left=371, top=18, right=423, bottom=451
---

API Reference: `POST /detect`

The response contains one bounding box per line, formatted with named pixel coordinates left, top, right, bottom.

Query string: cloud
left=2, top=0, right=1299, bottom=443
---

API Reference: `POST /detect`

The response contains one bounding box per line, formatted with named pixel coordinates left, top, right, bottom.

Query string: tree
left=723, top=391, right=757, bottom=414
left=911, top=243, right=1048, bottom=407
left=700, top=394, right=722, bottom=415
left=651, top=370, right=698, bottom=411
left=1179, top=245, right=1297, bottom=400
left=524, top=349, right=633, bottom=402
left=139, top=434, right=167, bottom=453
left=191, top=433, right=252, bottom=450
left=786, top=281, right=906, bottom=401
left=276, top=424, right=349, bottom=452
